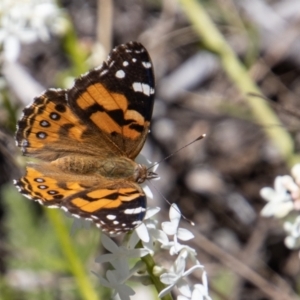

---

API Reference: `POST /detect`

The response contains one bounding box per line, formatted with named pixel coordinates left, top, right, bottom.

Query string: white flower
left=0, top=0, right=67, bottom=61
left=128, top=207, right=169, bottom=253
left=161, top=240, right=197, bottom=257
left=133, top=207, right=160, bottom=244
left=177, top=272, right=211, bottom=300
left=284, top=216, right=300, bottom=249
left=162, top=204, right=194, bottom=254
left=94, top=270, right=135, bottom=300
left=260, top=176, right=295, bottom=218
left=158, top=254, right=203, bottom=298
left=140, top=220, right=169, bottom=254
left=95, top=234, right=148, bottom=278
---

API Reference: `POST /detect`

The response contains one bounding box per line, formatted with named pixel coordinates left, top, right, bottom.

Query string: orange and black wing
left=68, top=41, right=155, bottom=159
left=16, top=89, right=124, bottom=161
left=16, top=42, right=155, bottom=161
left=14, top=163, right=146, bottom=234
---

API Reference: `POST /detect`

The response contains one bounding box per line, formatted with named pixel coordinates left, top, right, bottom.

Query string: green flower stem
left=46, top=209, right=99, bottom=300
left=179, top=0, right=299, bottom=167
left=138, top=242, right=173, bottom=300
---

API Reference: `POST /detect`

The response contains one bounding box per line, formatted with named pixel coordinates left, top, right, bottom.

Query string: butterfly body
left=14, top=42, right=156, bottom=234
left=51, top=155, right=142, bottom=179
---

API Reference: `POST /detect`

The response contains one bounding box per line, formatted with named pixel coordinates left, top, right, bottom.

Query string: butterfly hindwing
left=14, top=163, right=146, bottom=232
left=65, top=181, right=146, bottom=233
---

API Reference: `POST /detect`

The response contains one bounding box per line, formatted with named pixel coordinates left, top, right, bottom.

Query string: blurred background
left=1, top=0, right=300, bottom=299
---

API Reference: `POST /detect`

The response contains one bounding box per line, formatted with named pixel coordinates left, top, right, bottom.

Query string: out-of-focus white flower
left=162, top=204, right=194, bottom=254
left=177, top=272, right=211, bottom=300
left=133, top=207, right=160, bottom=243
left=128, top=207, right=169, bottom=253
left=284, top=216, right=300, bottom=249
left=290, top=164, right=300, bottom=210
left=260, top=176, right=295, bottom=218
left=260, top=165, right=300, bottom=254
left=0, top=0, right=67, bottom=61
left=95, top=234, right=148, bottom=278
left=158, top=254, right=203, bottom=298
left=161, top=240, right=197, bottom=257
left=94, top=270, right=135, bottom=300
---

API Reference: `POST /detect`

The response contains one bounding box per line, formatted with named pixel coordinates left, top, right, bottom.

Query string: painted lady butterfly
left=14, top=42, right=158, bottom=234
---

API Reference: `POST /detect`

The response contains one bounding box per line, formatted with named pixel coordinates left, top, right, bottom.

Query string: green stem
left=138, top=242, right=173, bottom=300
left=47, top=209, right=99, bottom=300
left=179, top=0, right=299, bottom=167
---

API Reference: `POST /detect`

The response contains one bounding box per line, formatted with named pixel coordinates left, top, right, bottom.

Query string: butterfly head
left=135, top=164, right=158, bottom=184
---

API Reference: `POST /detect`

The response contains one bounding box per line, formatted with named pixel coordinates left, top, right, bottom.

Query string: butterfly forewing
left=68, top=42, right=155, bottom=159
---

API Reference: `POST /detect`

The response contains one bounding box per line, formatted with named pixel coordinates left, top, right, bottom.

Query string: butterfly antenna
left=147, top=180, right=195, bottom=226
left=148, top=134, right=206, bottom=171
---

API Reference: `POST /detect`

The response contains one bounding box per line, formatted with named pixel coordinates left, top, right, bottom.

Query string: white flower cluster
left=93, top=204, right=211, bottom=300
left=0, top=0, right=67, bottom=61
left=260, top=164, right=300, bottom=250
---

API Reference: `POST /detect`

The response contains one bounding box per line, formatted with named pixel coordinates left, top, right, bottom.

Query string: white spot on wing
left=124, top=207, right=145, bottom=214
left=141, top=83, right=150, bottom=96
left=115, top=70, right=125, bottom=78
left=123, top=61, right=129, bottom=67
left=38, top=185, right=47, bottom=189
left=142, top=61, right=151, bottom=68
left=113, top=221, right=119, bottom=225
left=107, top=214, right=116, bottom=220
left=48, top=205, right=59, bottom=208
left=100, top=69, right=108, bottom=76
left=132, top=58, right=137, bottom=62
left=95, top=63, right=104, bottom=71
left=132, top=82, right=153, bottom=96
left=81, top=70, right=90, bottom=77
left=132, top=220, right=142, bottom=225
left=132, top=82, right=143, bottom=93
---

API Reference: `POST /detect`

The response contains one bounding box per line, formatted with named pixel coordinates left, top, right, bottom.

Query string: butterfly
left=14, top=41, right=158, bottom=235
